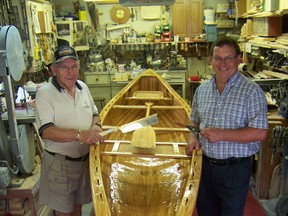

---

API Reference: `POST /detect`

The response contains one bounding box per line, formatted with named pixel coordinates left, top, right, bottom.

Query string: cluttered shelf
left=242, top=9, right=288, bottom=18
left=247, top=40, right=288, bottom=51
left=109, top=39, right=207, bottom=46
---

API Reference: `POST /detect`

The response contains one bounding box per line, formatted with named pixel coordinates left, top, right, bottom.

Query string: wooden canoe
left=90, top=69, right=202, bottom=216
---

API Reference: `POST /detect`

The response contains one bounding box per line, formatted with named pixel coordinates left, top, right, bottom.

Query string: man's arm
left=42, top=126, right=104, bottom=144
left=200, top=127, right=268, bottom=143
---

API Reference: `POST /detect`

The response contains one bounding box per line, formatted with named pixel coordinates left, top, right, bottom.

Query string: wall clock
left=111, top=5, right=131, bottom=24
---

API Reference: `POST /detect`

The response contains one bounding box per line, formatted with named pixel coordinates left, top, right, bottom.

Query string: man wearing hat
left=35, top=46, right=103, bottom=215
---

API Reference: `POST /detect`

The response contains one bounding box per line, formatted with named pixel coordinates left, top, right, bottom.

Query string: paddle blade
left=131, top=126, right=156, bottom=149
left=119, top=114, right=158, bottom=133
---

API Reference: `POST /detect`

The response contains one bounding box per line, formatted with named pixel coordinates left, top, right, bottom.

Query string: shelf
left=217, top=26, right=234, bottom=29
left=55, top=20, right=89, bottom=51
left=243, top=11, right=283, bottom=18
left=247, top=40, right=288, bottom=51
left=110, top=40, right=206, bottom=46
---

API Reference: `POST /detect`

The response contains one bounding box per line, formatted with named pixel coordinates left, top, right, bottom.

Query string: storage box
left=204, top=25, right=217, bottom=34
left=241, top=19, right=253, bottom=36
left=216, top=19, right=234, bottom=28
left=216, top=3, right=229, bottom=13
left=237, top=0, right=246, bottom=17
left=280, top=0, right=288, bottom=9
left=263, top=0, right=279, bottom=12
left=205, top=33, right=217, bottom=42
left=253, top=17, right=282, bottom=36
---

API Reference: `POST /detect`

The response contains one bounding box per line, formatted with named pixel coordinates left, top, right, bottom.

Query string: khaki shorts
left=39, top=150, right=92, bottom=213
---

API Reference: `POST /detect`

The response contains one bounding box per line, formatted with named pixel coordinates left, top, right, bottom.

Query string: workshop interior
left=0, top=0, right=288, bottom=215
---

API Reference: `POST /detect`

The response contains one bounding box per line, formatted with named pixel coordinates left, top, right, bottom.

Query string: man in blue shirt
left=186, top=36, right=269, bottom=216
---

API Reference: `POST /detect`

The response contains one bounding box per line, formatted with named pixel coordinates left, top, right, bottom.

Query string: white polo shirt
left=35, top=77, right=99, bottom=157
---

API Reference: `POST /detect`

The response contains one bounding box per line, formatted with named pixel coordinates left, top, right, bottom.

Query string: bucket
left=204, top=9, right=215, bottom=23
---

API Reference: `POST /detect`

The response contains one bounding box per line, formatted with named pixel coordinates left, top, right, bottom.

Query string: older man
left=35, top=46, right=103, bottom=216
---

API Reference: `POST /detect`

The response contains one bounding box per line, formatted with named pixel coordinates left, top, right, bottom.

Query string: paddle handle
left=99, top=128, right=117, bottom=136
left=145, top=102, right=153, bottom=117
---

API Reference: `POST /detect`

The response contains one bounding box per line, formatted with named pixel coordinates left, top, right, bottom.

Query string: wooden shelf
left=247, top=40, right=288, bottom=51
left=110, top=40, right=206, bottom=46
left=217, top=26, right=234, bottom=29
left=243, top=11, right=283, bottom=18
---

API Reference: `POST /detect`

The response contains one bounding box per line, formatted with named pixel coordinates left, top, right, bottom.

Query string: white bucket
left=204, top=9, right=215, bottom=23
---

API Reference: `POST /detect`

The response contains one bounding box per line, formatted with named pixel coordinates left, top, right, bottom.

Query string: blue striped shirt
left=190, top=72, right=269, bottom=159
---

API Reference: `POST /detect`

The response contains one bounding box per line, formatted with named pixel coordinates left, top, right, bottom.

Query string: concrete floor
left=259, top=198, right=279, bottom=216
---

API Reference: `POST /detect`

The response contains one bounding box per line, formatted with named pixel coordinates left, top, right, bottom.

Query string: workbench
left=0, top=164, right=42, bottom=215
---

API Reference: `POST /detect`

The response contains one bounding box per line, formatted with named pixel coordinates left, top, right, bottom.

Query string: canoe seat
left=93, top=97, right=106, bottom=110
left=133, top=91, right=164, bottom=99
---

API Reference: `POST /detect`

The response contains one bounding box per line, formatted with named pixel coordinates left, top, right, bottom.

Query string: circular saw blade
left=0, top=25, right=25, bottom=81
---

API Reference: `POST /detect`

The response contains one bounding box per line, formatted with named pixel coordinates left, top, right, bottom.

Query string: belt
left=203, top=154, right=250, bottom=166
left=45, top=150, right=89, bottom=162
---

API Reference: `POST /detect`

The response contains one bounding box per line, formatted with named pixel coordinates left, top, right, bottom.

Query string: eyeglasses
left=56, top=65, right=79, bottom=72
left=212, top=56, right=236, bottom=64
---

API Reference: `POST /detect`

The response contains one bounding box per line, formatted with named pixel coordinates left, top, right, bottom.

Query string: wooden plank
left=103, top=140, right=188, bottom=146
left=153, top=127, right=190, bottom=132
left=111, top=141, right=120, bottom=152
left=123, top=97, right=173, bottom=100
left=112, top=105, right=185, bottom=109
left=173, top=144, right=180, bottom=155
left=100, top=151, right=190, bottom=159
left=262, top=70, right=288, bottom=79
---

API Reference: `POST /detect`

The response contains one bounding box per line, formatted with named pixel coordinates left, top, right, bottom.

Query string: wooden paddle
left=131, top=102, right=156, bottom=148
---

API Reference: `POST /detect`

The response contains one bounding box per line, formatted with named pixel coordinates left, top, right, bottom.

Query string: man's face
left=52, top=58, right=79, bottom=90
left=210, top=44, right=241, bottom=83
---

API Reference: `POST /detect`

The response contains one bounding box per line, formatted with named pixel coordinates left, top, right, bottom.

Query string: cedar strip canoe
left=90, top=69, right=202, bottom=216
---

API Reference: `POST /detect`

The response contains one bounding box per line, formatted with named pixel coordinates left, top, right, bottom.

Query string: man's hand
left=186, top=133, right=201, bottom=156
left=79, top=129, right=104, bottom=144
left=90, top=124, right=103, bottom=133
left=200, top=128, right=223, bottom=143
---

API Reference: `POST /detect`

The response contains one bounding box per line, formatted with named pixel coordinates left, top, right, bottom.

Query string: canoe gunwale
left=90, top=145, right=111, bottom=216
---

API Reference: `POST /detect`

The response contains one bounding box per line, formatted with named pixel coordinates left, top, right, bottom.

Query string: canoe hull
left=90, top=69, right=202, bottom=216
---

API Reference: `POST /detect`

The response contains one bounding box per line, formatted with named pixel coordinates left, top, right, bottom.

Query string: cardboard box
left=216, top=19, right=234, bottom=28
left=253, top=17, right=282, bottom=36
left=237, top=0, right=247, bottom=17
left=216, top=3, right=229, bottom=13
left=246, top=19, right=253, bottom=36
left=263, top=0, right=279, bottom=12
left=280, top=0, right=288, bottom=9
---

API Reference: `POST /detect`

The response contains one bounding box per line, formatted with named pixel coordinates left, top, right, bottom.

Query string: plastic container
left=204, top=9, right=215, bottom=24
left=79, top=10, right=87, bottom=21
